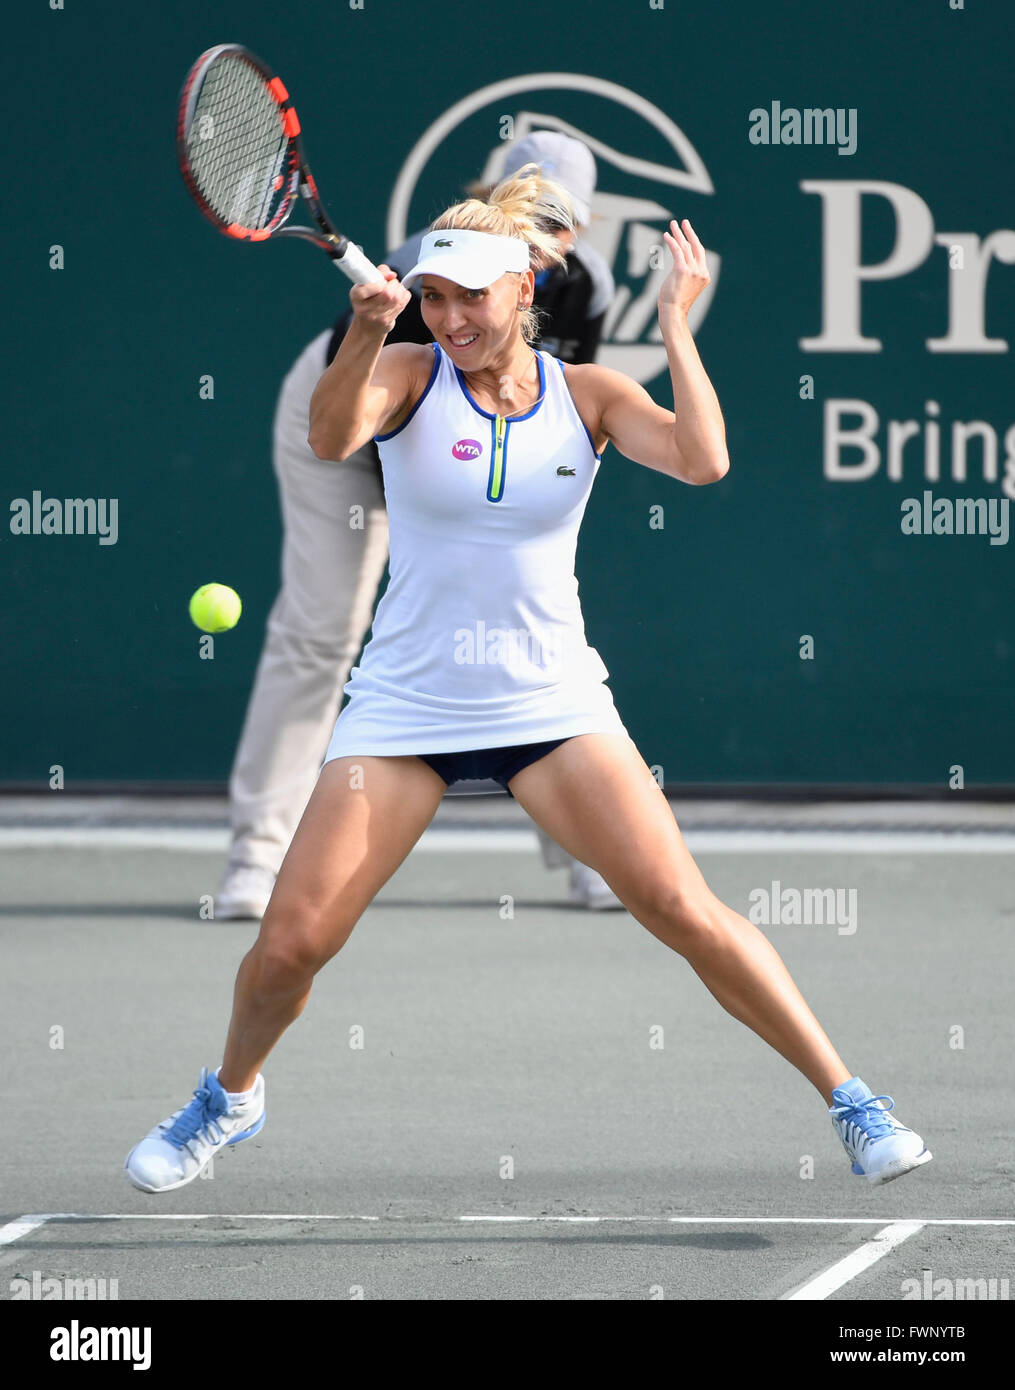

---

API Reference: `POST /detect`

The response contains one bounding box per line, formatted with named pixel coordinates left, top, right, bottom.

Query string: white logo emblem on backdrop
left=387, top=73, right=719, bottom=386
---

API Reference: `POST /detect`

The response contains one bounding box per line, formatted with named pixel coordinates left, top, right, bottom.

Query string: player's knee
left=633, top=881, right=724, bottom=950
left=253, top=908, right=333, bottom=988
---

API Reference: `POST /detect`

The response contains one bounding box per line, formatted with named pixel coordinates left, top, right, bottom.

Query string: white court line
left=2, top=827, right=1015, bottom=853
left=0, top=1211, right=965, bottom=1302
left=0, top=1215, right=52, bottom=1245
left=783, top=1220, right=925, bottom=1301
left=0, top=829, right=246, bottom=852
left=466, top=1216, right=1015, bottom=1226
left=684, top=832, right=1015, bottom=854
left=6, top=1213, right=1013, bottom=1230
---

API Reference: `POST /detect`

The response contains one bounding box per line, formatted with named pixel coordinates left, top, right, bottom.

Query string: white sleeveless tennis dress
left=323, top=343, right=629, bottom=758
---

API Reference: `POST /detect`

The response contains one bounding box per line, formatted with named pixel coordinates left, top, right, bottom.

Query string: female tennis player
left=126, top=166, right=930, bottom=1193
left=219, top=133, right=624, bottom=918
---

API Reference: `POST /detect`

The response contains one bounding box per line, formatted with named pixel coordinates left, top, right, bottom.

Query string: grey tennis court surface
left=1, top=796, right=1013, bottom=1301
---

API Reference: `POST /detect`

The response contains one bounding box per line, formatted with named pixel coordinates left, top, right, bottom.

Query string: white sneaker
left=125, top=1068, right=266, bottom=1193
left=569, top=861, right=625, bottom=911
left=830, top=1077, right=932, bottom=1185
left=216, top=864, right=276, bottom=919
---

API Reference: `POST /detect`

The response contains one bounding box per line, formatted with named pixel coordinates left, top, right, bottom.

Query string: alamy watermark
left=901, top=490, right=1009, bottom=545
left=902, top=1269, right=1009, bottom=1300
left=49, top=1320, right=150, bottom=1370
left=453, top=620, right=567, bottom=673
left=10, top=1271, right=119, bottom=1299
left=749, top=102, right=857, bottom=156
left=9, top=491, right=118, bottom=545
left=748, top=881, right=858, bottom=935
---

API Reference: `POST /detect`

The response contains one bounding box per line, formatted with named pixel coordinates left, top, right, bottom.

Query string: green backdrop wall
left=4, top=0, right=1012, bottom=789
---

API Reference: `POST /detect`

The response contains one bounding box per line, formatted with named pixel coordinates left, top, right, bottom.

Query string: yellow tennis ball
left=189, top=583, right=242, bottom=633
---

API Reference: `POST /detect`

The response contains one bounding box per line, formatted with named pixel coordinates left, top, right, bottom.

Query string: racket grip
left=334, top=240, right=383, bottom=285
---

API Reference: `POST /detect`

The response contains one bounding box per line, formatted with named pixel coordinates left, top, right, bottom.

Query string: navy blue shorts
left=418, top=738, right=572, bottom=797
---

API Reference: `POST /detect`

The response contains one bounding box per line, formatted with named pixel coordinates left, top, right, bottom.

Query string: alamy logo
left=10, top=491, right=118, bottom=546
left=10, top=1272, right=118, bottom=1300
left=748, top=880, right=858, bottom=936
left=49, top=1319, right=151, bottom=1370
left=452, top=438, right=483, bottom=460
left=901, top=490, right=1009, bottom=545
left=749, top=101, right=858, bottom=156
left=901, top=1269, right=1010, bottom=1300
left=453, top=619, right=565, bottom=672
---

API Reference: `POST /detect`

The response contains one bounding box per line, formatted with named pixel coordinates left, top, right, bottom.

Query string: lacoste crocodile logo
left=434, top=238, right=454, bottom=247
left=556, top=466, right=576, bottom=476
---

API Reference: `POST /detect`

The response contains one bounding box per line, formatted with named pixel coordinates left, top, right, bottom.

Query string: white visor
left=401, top=229, right=530, bottom=290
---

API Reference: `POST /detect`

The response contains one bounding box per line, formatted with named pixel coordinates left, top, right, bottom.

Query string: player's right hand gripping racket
left=177, top=43, right=381, bottom=284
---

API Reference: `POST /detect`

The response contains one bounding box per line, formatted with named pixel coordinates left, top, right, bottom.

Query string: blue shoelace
left=831, top=1092, right=899, bottom=1142
left=165, top=1073, right=227, bottom=1152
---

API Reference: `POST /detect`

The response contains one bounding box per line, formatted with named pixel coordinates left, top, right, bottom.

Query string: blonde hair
left=430, top=163, right=575, bottom=343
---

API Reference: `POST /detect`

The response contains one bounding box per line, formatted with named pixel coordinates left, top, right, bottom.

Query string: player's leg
left=220, top=755, right=446, bottom=1091
left=508, top=733, right=931, bottom=1183
left=222, top=330, right=389, bottom=914
left=508, top=733, right=852, bottom=1100
left=126, top=754, right=447, bottom=1192
left=534, top=824, right=624, bottom=910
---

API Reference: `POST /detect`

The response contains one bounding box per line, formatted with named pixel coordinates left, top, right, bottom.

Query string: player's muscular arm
left=564, top=361, right=728, bottom=484
left=309, top=267, right=423, bottom=461
left=562, top=364, right=691, bottom=481
left=309, top=338, right=428, bottom=461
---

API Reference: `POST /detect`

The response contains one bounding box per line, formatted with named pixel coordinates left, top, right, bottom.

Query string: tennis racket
left=177, top=43, right=381, bottom=284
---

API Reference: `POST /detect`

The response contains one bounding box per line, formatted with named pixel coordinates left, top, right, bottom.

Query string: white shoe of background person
left=215, top=864, right=276, bottom=920
left=569, top=860, right=625, bottom=910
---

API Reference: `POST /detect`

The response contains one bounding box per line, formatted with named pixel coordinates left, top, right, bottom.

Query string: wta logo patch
left=452, top=438, right=483, bottom=460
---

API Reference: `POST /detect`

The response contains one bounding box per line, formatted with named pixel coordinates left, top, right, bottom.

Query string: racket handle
left=333, top=240, right=383, bottom=285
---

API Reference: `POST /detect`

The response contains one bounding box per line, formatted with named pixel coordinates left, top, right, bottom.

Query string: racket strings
left=185, top=57, right=292, bottom=231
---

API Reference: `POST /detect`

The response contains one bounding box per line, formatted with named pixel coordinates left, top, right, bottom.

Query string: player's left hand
left=658, top=219, right=711, bottom=317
